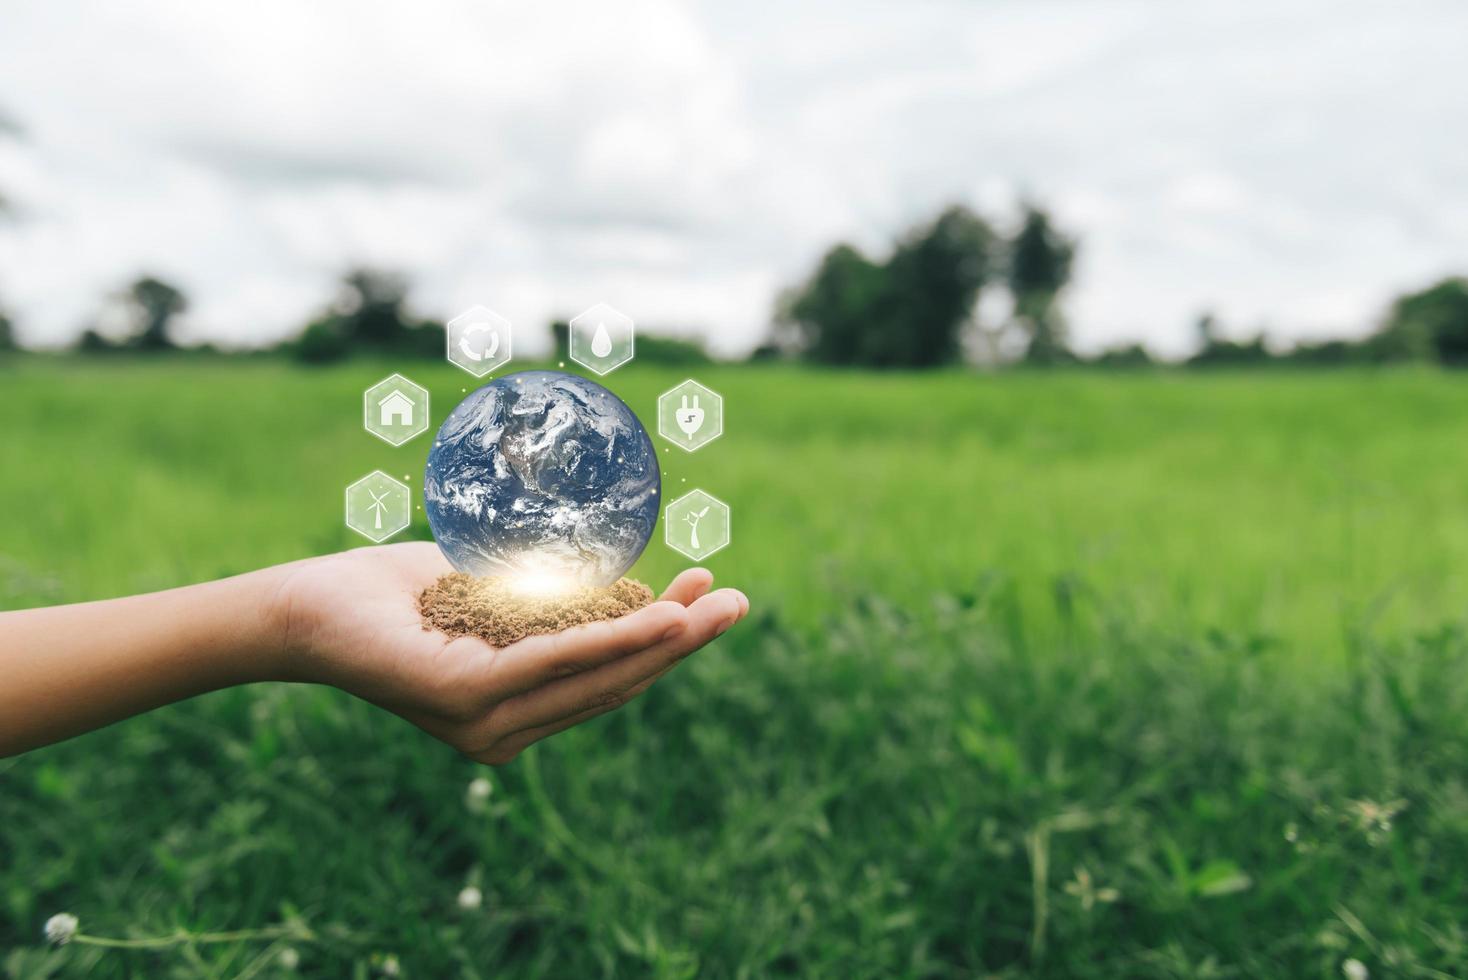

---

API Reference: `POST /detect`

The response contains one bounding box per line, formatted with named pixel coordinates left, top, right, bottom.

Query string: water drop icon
left=591, top=322, right=613, bottom=358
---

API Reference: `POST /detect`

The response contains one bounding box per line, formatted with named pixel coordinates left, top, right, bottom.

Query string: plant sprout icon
left=367, top=489, right=390, bottom=531
left=664, top=489, right=728, bottom=560
left=684, top=505, right=711, bottom=550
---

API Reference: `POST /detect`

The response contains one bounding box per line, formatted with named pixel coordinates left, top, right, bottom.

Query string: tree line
left=0, top=270, right=714, bottom=366
left=769, top=204, right=1075, bottom=368
left=772, top=203, right=1468, bottom=369
left=2, top=201, right=1467, bottom=368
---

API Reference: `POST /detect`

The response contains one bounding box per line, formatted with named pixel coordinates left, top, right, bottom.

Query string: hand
left=271, top=542, right=748, bottom=764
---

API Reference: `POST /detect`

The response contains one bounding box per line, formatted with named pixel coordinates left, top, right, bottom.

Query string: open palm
left=272, top=542, right=747, bottom=764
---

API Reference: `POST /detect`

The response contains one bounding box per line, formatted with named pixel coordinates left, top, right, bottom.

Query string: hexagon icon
left=447, top=304, right=512, bottom=377
left=569, top=302, right=633, bottom=375
left=363, top=374, right=430, bottom=446
left=665, top=489, right=730, bottom=561
left=346, top=471, right=411, bottom=543
left=658, top=378, right=724, bottom=452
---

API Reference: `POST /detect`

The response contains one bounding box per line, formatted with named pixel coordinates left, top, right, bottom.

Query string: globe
left=424, top=370, right=660, bottom=587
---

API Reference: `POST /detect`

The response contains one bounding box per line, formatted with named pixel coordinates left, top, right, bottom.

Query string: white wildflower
left=1062, top=867, right=1119, bottom=912
left=457, top=885, right=483, bottom=910
left=1347, top=798, right=1406, bottom=831
left=1345, top=799, right=1408, bottom=846
left=1342, top=957, right=1369, bottom=980
left=380, top=953, right=401, bottom=977
left=279, top=947, right=301, bottom=970
left=44, top=913, right=79, bottom=945
left=466, top=777, right=493, bottom=812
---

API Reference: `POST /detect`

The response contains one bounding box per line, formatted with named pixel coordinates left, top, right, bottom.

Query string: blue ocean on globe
left=424, top=370, right=660, bottom=586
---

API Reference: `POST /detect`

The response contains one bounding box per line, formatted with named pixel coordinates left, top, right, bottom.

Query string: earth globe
left=423, top=370, right=660, bottom=589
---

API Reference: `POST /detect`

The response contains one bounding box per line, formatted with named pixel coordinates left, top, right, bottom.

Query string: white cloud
left=1, top=0, right=1466, bottom=357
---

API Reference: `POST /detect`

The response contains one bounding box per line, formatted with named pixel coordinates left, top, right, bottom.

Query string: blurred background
left=4, top=2, right=1468, bottom=977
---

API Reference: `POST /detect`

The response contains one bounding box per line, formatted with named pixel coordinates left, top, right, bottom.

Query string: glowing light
left=509, top=571, right=576, bottom=596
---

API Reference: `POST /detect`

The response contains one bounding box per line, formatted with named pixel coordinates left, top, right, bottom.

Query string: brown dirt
left=418, top=573, right=655, bottom=647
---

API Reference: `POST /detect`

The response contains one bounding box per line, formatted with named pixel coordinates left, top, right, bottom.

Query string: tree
left=877, top=206, right=996, bottom=367
left=747, top=342, right=786, bottom=362
left=293, top=316, right=350, bottom=364
left=1007, top=204, right=1076, bottom=365
left=779, top=244, right=885, bottom=366
left=779, top=205, right=996, bottom=368
left=0, top=306, right=14, bottom=351
left=122, top=276, right=187, bottom=351
left=1195, top=311, right=1219, bottom=351
left=1091, top=343, right=1155, bottom=368
left=76, top=328, right=117, bottom=354
left=337, top=269, right=413, bottom=347
left=626, top=334, right=711, bottom=365
left=1187, top=318, right=1272, bottom=368
left=1377, top=277, right=1468, bottom=365
left=1278, top=339, right=1361, bottom=367
left=288, top=268, right=445, bottom=363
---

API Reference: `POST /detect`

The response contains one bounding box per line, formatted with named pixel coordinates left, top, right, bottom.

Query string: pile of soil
left=419, top=573, right=654, bottom=647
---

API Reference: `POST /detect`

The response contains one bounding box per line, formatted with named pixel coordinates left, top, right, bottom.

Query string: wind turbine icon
left=346, top=472, right=411, bottom=543
left=367, top=489, right=390, bottom=531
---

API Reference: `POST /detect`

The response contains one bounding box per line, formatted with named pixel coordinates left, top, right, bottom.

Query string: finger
left=486, top=610, right=736, bottom=761
left=491, top=588, right=746, bottom=734
left=660, top=568, right=714, bottom=606
left=469, top=592, right=747, bottom=762
left=481, top=665, right=672, bottom=762
left=476, top=600, right=692, bottom=697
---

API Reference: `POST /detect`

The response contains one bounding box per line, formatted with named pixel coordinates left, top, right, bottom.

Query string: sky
left=1, top=0, right=1465, bottom=358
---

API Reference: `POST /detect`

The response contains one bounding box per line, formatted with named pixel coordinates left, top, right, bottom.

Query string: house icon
left=378, top=389, right=415, bottom=426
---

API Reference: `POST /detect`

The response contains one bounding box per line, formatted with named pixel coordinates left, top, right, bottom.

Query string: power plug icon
left=676, top=395, right=705, bottom=438
left=658, top=381, right=722, bottom=451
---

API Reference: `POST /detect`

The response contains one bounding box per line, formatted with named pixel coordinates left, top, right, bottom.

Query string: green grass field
left=4, top=358, right=1468, bottom=977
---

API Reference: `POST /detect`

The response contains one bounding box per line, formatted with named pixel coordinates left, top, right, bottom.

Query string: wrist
left=254, top=557, right=335, bottom=685
left=224, top=564, right=300, bottom=684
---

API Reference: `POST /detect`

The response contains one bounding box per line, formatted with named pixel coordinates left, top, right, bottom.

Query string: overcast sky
left=1, top=0, right=1465, bottom=357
